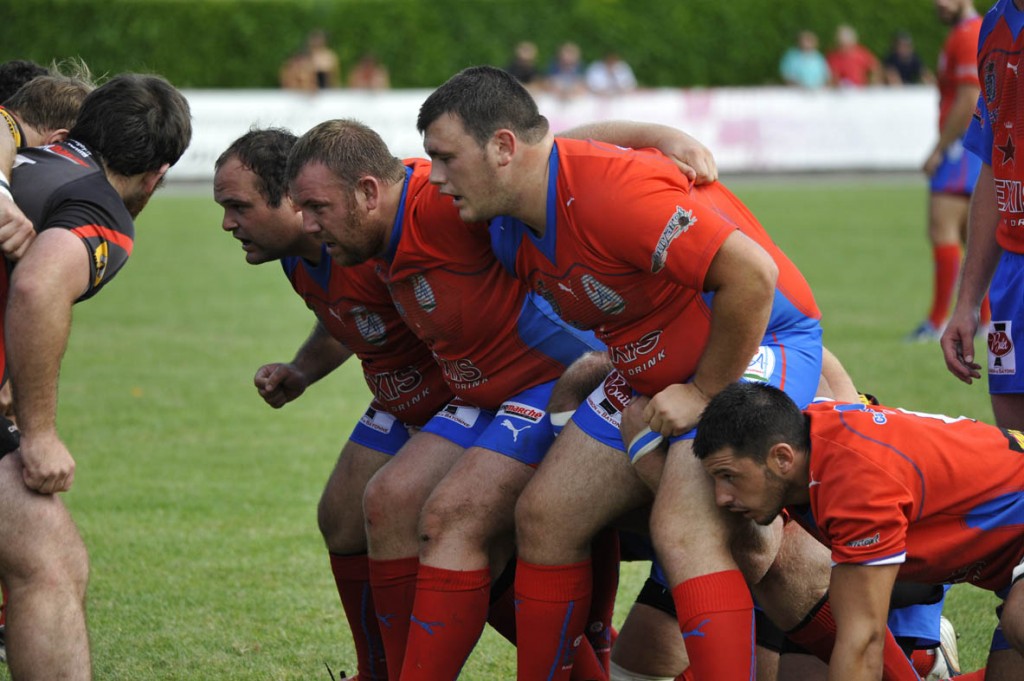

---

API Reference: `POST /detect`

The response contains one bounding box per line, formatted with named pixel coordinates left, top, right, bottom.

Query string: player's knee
left=362, top=467, right=407, bottom=536
left=317, top=490, right=365, bottom=553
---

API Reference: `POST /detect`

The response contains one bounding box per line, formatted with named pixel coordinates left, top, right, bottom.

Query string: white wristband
left=0, top=169, right=11, bottom=201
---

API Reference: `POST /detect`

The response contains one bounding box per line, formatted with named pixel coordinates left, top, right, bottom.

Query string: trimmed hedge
left=0, top=0, right=995, bottom=89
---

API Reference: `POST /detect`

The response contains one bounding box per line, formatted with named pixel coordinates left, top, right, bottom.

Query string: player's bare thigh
left=363, top=431, right=463, bottom=558
left=515, top=421, right=652, bottom=564
left=0, top=453, right=87, bottom=580
left=928, top=192, right=970, bottom=245
left=991, top=393, right=1024, bottom=431
left=416, top=445, right=535, bottom=570
left=318, top=440, right=393, bottom=552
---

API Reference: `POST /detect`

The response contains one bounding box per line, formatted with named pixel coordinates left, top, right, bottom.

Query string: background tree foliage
left=0, top=0, right=994, bottom=89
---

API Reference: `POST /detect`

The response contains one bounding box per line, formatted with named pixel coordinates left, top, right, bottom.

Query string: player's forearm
left=693, top=234, right=777, bottom=396
left=956, top=164, right=1002, bottom=311
left=936, top=86, right=980, bottom=152
left=290, top=320, right=352, bottom=384
left=6, top=275, right=73, bottom=438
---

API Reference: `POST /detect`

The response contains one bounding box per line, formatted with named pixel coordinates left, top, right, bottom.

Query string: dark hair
left=5, top=73, right=93, bottom=134
left=417, top=65, right=549, bottom=146
left=216, top=127, right=297, bottom=208
left=692, top=382, right=809, bottom=462
left=284, top=118, right=405, bottom=189
left=69, top=73, right=192, bottom=176
left=0, top=59, right=50, bottom=104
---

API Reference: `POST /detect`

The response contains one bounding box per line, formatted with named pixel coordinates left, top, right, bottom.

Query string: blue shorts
left=422, top=380, right=557, bottom=465
left=987, top=251, right=1024, bottom=394
left=887, top=587, right=947, bottom=649
left=348, top=403, right=414, bottom=455
left=421, top=399, right=495, bottom=449
left=572, top=322, right=823, bottom=460
left=929, top=137, right=982, bottom=196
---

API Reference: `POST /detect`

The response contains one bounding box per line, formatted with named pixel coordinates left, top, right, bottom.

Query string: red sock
left=672, top=570, right=755, bottom=681
left=786, top=595, right=920, bottom=680
left=515, top=559, right=594, bottom=681
left=587, top=529, right=619, bottom=672
left=399, top=565, right=490, bottom=681
left=368, top=556, right=418, bottom=681
left=930, top=244, right=962, bottom=328
left=330, top=553, right=387, bottom=681
left=910, top=648, right=935, bottom=677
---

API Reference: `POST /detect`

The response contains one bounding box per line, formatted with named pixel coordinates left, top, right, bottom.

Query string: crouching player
left=693, top=381, right=1024, bottom=680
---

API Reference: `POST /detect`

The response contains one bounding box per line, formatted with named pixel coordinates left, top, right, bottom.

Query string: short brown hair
left=285, top=118, right=405, bottom=189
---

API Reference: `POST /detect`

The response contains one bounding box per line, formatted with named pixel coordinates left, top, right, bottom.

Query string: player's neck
left=515, top=133, right=555, bottom=236
left=1015, top=0, right=1024, bottom=14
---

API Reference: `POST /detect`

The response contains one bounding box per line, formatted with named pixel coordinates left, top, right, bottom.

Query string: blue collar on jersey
left=301, top=243, right=334, bottom=290
left=530, top=141, right=560, bottom=264
left=280, top=242, right=332, bottom=290
left=382, top=164, right=414, bottom=263
left=999, top=0, right=1024, bottom=40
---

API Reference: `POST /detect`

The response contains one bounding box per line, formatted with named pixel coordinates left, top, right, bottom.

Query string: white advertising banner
left=171, top=86, right=940, bottom=182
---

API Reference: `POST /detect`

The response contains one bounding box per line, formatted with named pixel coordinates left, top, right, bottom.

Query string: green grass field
left=9, top=175, right=1003, bottom=679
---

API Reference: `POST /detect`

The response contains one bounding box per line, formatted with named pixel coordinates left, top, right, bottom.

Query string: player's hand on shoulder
left=940, top=311, right=983, bottom=384
left=254, top=362, right=309, bottom=408
left=18, top=431, right=76, bottom=494
left=0, top=193, right=35, bottom=261
left=662, top=132, right=718, bottom=185
left=643, top=382, right=708, bottom=437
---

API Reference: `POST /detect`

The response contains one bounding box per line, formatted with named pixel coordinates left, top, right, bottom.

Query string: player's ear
left=142, top=163, right=171, bottom=195
left=356, top=175, right=380, bottom=210
left=492, top=129, right=516, bottom=166
left=767, top=442, right=796, bottom=476
left=43, top=128, right=70, bottom=144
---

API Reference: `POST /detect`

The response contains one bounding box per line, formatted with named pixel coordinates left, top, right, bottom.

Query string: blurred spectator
left=279, top=49, right=317, bottom=91
left=307, top=29, right=342, bottom=88
left=585, top=51, right=637, bottom=95
left=505, top=41, right=541, bottom=87
left=883, top=31, right=935, bottom=85
left=280, top=29, right=341, bottom=91
left=827, top=24, right=883, bottom=87
left=0, top=59, right=50, bottom=104
left=348, top=52, right=390, bottom=90
left=544, top=41, right=587, bottom=98
left=779, top=30, right=830, bottom=89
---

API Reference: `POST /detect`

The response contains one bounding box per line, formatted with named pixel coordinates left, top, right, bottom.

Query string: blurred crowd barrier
left=171, top=86, right=937, bottom=182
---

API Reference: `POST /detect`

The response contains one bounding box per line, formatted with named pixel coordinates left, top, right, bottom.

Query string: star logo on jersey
left=997, top=134, right=1016, bottom=167
left=651, top=206, right=695, bottom=273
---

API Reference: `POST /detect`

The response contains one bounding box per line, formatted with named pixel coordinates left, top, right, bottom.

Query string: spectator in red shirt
left=827, top=24, right=883, bottom=87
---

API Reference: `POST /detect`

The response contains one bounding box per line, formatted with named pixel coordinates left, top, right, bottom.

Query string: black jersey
left=12, top=139, right=134, bottom=301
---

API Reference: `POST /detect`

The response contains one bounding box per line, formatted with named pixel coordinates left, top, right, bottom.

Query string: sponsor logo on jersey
left=581, top=274, right=626, bottom=315
left=742, top=346, right=776, bottom=383
left=411, top=274, right=437, bottom=312
left=438, top=399, right=482, bottom=428
left=534, top=281, right=562, bottom=317
left=367, top=367, right=424, bottom=403
left=985, top=59, right=997, bottom=105
left=989, top=321, right=1016, bottom=375
left=438, top=357, right=488, bottom=391
left=610, top=331, right=667, bottom=376
left=351, top=305, right=387, bottom=346
left=846, top=532, right=880, bottom=548
left=92, top=241, right=109, bottom=287
left=993, top=180, right=1024, bottom=226
left=498, top=402, right=545, bottom=423
left=359, top=406, right=397, bottom=434
left=652, top=206, right=695, bottom=273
